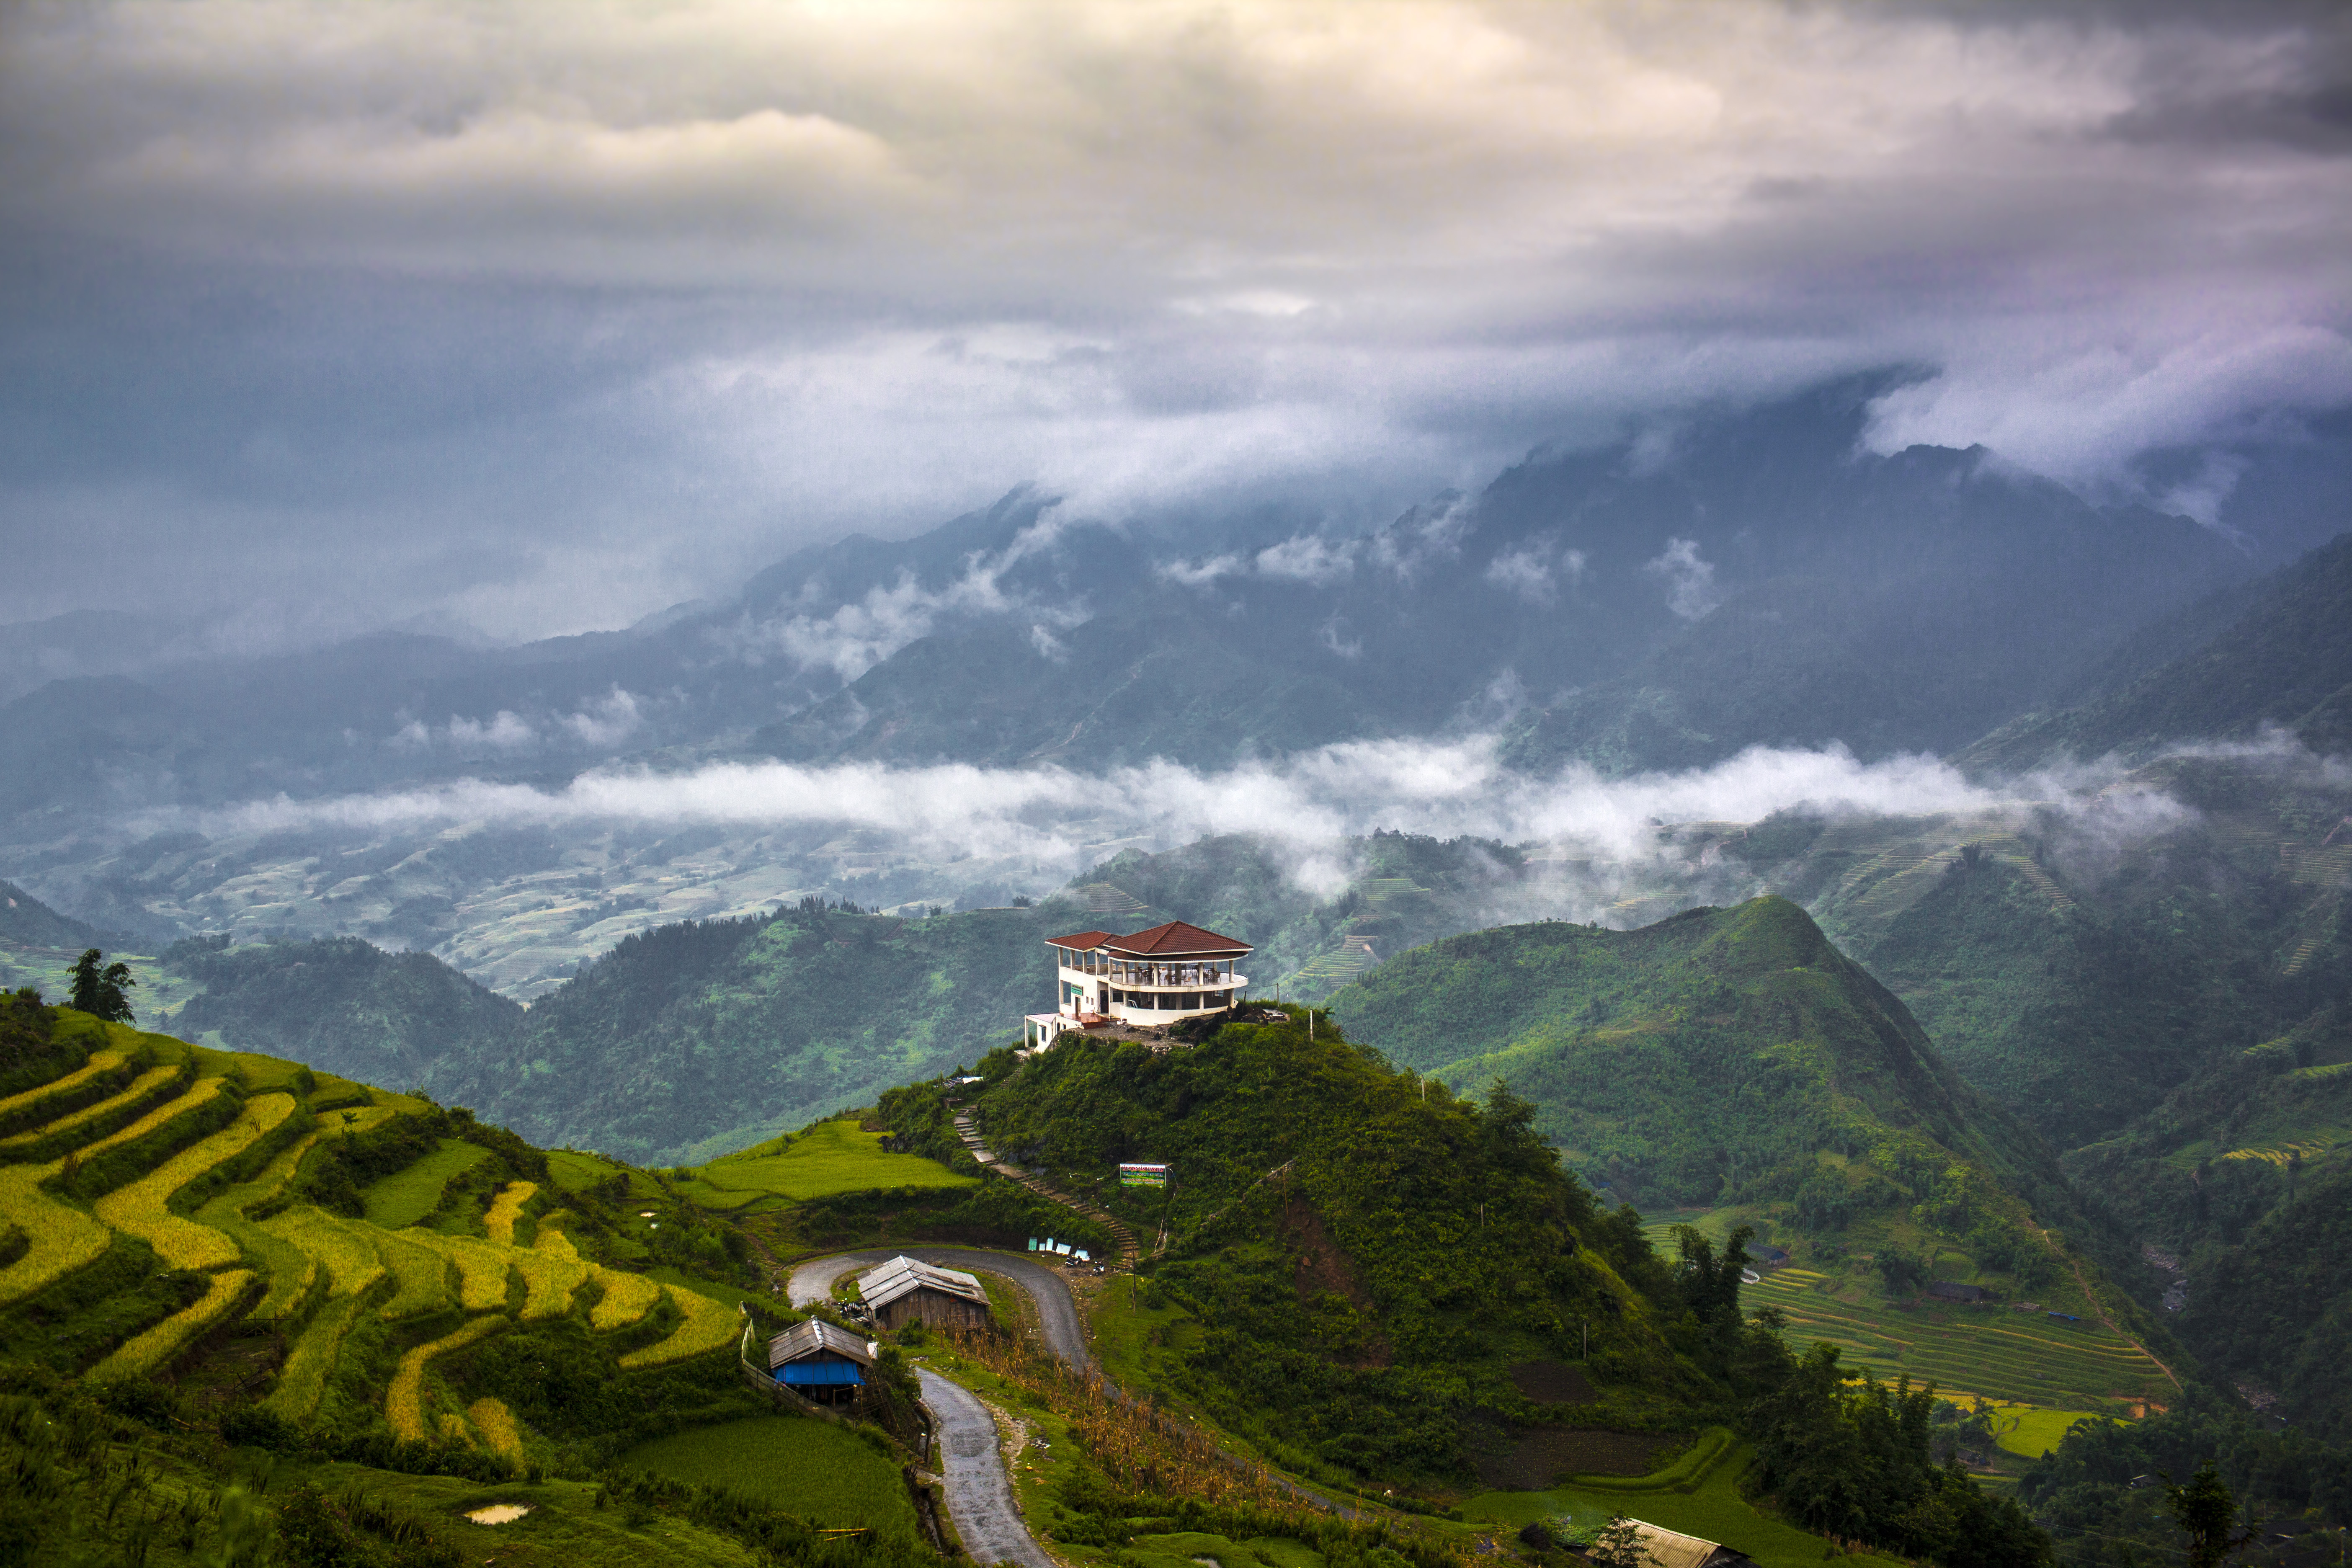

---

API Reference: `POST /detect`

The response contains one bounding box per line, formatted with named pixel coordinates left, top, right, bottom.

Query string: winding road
left=789, top=1246, right=1089, bottom=1567
left=786, top=1246, right=1091, bottom=1368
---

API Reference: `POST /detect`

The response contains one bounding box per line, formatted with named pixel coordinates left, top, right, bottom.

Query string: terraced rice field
left=388, top=1315, right=509, bottom=1442
left=617, top=1284, right=739, bottom=1369
left=622, top=1417, right=917, bottom=1530
left=0, top=1033, right=762, bottom=1456
left=90, top=1268, right=257, bottom=1381
left=1743, top=1268, right=2168, bottom=1409
left=94, top=1092, right=299, bottom=1269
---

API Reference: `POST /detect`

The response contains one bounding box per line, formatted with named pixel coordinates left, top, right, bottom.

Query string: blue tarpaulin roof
left=779, top=1362, right=863, bottom=1387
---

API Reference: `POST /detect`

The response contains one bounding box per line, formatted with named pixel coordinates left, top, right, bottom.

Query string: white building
left=1023, top=920, right=1251, bottom=1048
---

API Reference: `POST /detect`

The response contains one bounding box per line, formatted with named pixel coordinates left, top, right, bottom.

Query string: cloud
left=1485, top=538, right=1584, bottom=606
left=170, top=731, right=2195, bottom=903
left=560, top=686, right=644, bottom=748
left=1642, top=536, right=1720, bottom=619
left=2, top=1, right=2348, bottom=639
left=444, top=710, right=536, bottom=755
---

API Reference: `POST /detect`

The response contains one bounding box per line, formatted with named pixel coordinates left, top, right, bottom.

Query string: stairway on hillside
left=951, top=1106, right=1141, bottom=1266
left=2282, top=936, right=2324, bottom=977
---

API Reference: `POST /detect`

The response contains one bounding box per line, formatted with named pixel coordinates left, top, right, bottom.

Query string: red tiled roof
left=1045, top=931, right=1117, bottom=949
left=1103, top=920, right=1252, bottom=957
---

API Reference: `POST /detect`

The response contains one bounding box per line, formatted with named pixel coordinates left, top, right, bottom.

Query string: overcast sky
left=3, top=0, right=2348, bottom=647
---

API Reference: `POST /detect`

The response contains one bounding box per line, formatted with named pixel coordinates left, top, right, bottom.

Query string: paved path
left=919, top=1367, right=1056, bottom=1568
left=785, top=1246, right=1092, bottom=1369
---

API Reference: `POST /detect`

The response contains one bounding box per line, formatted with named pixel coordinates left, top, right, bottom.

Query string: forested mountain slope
left=1965, top=529, right=2352, bottom=771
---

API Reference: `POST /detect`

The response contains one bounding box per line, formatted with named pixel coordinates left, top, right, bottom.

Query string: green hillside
left=1327, top=899, right=2174, bottom=1417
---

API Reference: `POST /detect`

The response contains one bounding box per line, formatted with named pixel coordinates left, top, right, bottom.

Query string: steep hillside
left=1965, top=529, right=2352, bottom=771
left=913, top=1008, right=1704, bottom=1485
left=1329, top=899, right=2178, bottom=1414
left=2058, top=998, right=2352, bottom=1442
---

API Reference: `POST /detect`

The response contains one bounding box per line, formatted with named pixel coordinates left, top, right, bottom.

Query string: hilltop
left=1328, top=898, right=2178, bottom=1416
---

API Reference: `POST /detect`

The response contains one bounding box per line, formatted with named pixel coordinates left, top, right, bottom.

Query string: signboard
left=1119, top=1163, right=1170, bottom=1188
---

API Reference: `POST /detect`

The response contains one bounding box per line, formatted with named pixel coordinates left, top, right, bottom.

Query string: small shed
left=1624, top=1520, right=1757, bottom=1568
left=768, top=1319, right=877, bottom=1406
left=1926, top=1281, right=1988, bottom=1303
left=858, top=1255, right=992, bottom=1332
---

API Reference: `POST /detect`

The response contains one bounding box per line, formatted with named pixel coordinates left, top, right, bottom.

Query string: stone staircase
left=951, top=1106, right=1145, bottom=1266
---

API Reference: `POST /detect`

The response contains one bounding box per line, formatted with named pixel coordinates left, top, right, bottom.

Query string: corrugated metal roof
left=1627, top=1521, right=1736, bottom=1568
left=1103, top=920, right=1252, bottom=957
left=858, top=1254, right=990, bottom=1313
left=769, top=1318, right=878, bottom=1370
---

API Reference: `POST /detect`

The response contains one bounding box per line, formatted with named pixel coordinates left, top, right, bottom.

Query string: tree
left=1587, top=1516, right=1655, bottom=1568
left=67, top=949, right=136, bottom=1024
left=2165, top=1461, right=2257, bottom=1568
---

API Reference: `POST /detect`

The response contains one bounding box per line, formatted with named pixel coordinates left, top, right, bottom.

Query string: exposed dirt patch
left=1507, top=1359, right=1598, bottom=1405
left=1472, top=1427, right=1671, bottom=1491
left=1279, top=1195, right=1391, bottom=1368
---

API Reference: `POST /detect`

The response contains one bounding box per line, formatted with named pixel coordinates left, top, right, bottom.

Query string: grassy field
left=361, top=1137, right=491, bottom=1228
left=545, top=1147, right=662, bottom=1201
left=693, top=1119, right=978, bottom=1202
left=621, top=1416, right=918, bottom=1532
left=1990, top=1405, right=2107, bottom=1459
left=305, top=1462, right=765, bottom=1567
left=1460, top=1444, right=1906, bottom=1568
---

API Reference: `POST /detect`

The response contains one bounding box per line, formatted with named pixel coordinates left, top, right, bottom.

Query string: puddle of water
left=465, top=1504, right=532, bottom=1525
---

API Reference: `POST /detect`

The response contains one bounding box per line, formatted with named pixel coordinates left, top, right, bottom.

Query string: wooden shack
left=767, top=1319, right=877, bottom=1406
left=857, top=1255, right=992, bottom=1332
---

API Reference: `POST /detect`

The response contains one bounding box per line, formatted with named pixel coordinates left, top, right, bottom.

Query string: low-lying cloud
left=176, top=734, right=2187, bottom=902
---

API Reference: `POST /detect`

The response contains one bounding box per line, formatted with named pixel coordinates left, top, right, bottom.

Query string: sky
left=4, top=0, right=2350, bottom=650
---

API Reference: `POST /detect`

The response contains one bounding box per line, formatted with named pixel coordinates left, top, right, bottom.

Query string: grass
left=92, top=1091, right=299, bottom=1270
left=1124, top=1534, right=1326, bottom=1568
left=1991, top=1406, right=2106, bottom=1460
left=484, top=1180, right=535, bottom=1246
left=0, top=1157, right=111, bottom=1308
left=1741, top=1267, right=2167, bottom=1411
left=545, top=1148, right=660, bottom=1201
left=371, top=1227, right=454, bottom=1319
left=620, top=1416, right=917, bottom=1531
left=303, top=1462, right=759, bottom=1567
left=1460, top=1443, right=1906, bottom=1568
left=88, top=1268, right=258, bottom=1382
left=388, top=1315, right=509, bottom=1443
left=0, top=1063, right=184, bottom=1160
left=361, top=1138, right=492, bottom=1229
left=265, top=1207, right=391, bottom=1299
left=616, top=1284, right=740, bottom=1369
left=265, top=1292, right=371, bottom=1421
left=589, top=1267, right=663, bottom=1331
left=697, top=1119, right=979, bottom=1201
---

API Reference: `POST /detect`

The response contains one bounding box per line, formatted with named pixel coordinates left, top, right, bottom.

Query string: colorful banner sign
left=1119, top=1163, right=1169, bottom=1188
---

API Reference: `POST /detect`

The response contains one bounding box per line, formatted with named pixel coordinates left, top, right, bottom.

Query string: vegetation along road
left=786, top=1245, right=1092, bottom=1367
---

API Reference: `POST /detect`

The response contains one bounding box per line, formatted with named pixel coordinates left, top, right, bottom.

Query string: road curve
left=918, top=1367, right=1057, bottom=1568
left=785, top=1246, right=1091, bottom=1369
